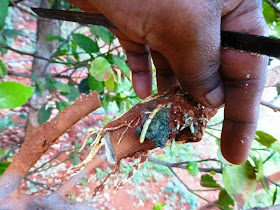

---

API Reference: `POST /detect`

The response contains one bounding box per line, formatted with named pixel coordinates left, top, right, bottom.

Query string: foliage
left=153, top=202, right=166, bottom=210
left=223, top=161, right=257, bottom=205
left=0, top=81, right=34, bottom=109
left=0, top=0, right=279, bottom=209
left=200, top=174, right=221, bottom=188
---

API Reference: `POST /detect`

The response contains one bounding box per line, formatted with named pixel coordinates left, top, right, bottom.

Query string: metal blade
left=32, top=8, right=280, bottom=58
left=32, top=8, right=115, bottom=28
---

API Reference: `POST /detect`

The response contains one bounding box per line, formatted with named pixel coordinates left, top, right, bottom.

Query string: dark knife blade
left=32, top=8, right=280, bottom=58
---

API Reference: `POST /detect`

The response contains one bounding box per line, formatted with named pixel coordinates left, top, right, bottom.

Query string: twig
left=172, top=158, right=221, bottom=165
left=50, top=25, right=82, bottom=60
left=272, top=94, right=280, bottom=103
left=149, top=157, right=222, bottom=173
left=205, top=131, right=221, bottom=140
left=4, top=59, right=32, bottom=63
left=264, top=0, right=280, bottom=14
left=0, top=44, right=72, bottom=65
left=266, top=177, right=280, bottom=187
left=0, top=146, right=18, bottom=162
left=192, top=188, right=223, bottom=192
left=207, top=121, right=223, bottom=127
left=261, top=100, right=280, bottom=112
left=148, top=157, right=223, bottom=208
left=0, top=44, right=52, bottom=62
left=169, top=167, right=223, bottom=208
left=24, top=177, right=46, bottom=188
left=263, top=151, right=276, bottom=164
left=9, top=0, right=36, bottom=16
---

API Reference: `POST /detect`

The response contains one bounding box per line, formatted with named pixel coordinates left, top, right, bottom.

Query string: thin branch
left=169, top=167, right=223, bottom=208
left=192, top=188, right=223, bottom=192
left=172, top=158, right=221, bottom=165
left=0, top=44, right=72, bottom=65
left=261, top=100, right=280, bottom=112
left=9, top=0, right=36, bottom=16
left=28, top=149, right=71, bottom=175
left=207, top=121, right=223, bottom=127
left=263, top=151, right=276, bottom=164
left=0, top=44, right=52, bottom=62
left=148, top=157, right=223, bottom=208
left=266, top=177, right=280, bottom=187
left=24, top=177, right=46, bottom=188
left=50, top=25, right=82, bottom=60
left=264, top=0, right=280, bottom=14
left=0, top=146, right=18, bottom=162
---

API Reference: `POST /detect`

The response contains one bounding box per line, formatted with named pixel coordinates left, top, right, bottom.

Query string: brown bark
left=0, top=91, right=101, bottom=208
left=25, top=0, right=60, bottom=139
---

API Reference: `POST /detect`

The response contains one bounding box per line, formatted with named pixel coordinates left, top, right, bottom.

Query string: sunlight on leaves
left=255, top=131, right=280, bottom=154
left=0, top=82, right=34, bottom=109
left=89, top=57, right=112, bottom=81
left=223, top=161, right=257, bottom=206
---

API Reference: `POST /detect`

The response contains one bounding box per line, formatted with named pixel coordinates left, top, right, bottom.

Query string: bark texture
left=25, top=0, right=60, bottom=139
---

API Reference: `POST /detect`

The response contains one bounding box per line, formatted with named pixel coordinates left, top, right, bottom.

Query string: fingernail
left=205, top=84, right=225, bottom=107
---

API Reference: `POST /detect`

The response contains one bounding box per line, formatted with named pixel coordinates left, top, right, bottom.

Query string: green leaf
left=2, top=29, right=22, bottom=37
left=38, top=105, right=51, bottom=125
left=153, top=202, right=166, bottom=210
left=81, top=178, right=89, bottom=186
left=0, top=37, right=8, bottom=55
left=223, top=161, right=257, bottom=206
left=106, top=54, right=130, bottom=78
left=32, top=75, right=45, bottom=95
left=68, top=151, right=80, bottom=166
left=0, top=162, right=10, bottom=176
left=55, top=101, right=69, bottom=111
left=255, top=131, right=280, bottom=154
left=88, top=75, right=104, bottom=93
left=251, top=154, right=269, bottom=194
left=104, top=74, right=115, bottom=92
left=46, top=34, right=65, bottom=42
left=78, top=78, right=90, bottom=94
left=89, top=57, right=112, bottom=81
left=45, top=76, right=57, bottom=92
left=277, top=87, right=280, bottom=96
left=61, top=84, right=80, bottom=101
left=0, top=0, right=9, bottom=30
left=0, top=59, right=8, bottom=78
left=54, top=82, right=71, bottom=93
left=200, top=174, right=221, bottom=188
left=72, top=33, right=99, bottom=54
left=186, top=162, right=199, bottom=176
left=263, top=1, right=278, bottom=24
left=0, top=81, right=34, bottom=109
left=273, top=187, right=278, bottom=205
left=216, top=189, right=235, bottom=210
left=91, top=25, right=114, bottom=44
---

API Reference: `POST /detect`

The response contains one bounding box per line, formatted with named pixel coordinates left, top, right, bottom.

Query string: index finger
left=220, top=0, right=269, bottom=164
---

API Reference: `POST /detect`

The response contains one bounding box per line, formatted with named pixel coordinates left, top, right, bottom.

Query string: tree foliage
left=0, top=0, right=279, bottom=209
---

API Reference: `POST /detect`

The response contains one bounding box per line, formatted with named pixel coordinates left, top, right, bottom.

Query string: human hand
left=69, top=0, right=268, bottom=164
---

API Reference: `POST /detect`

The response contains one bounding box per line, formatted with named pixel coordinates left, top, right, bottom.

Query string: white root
left=140, top=104, right=165, bottom=143
left=118, top=118, right=140, bottom=145
left=79, top=127, right=101, bottom=152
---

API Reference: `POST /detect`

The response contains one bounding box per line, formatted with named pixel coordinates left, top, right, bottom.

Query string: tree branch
left=261, top=100, right=280, bottom=112
left=0, top=91, right=101, bottom=202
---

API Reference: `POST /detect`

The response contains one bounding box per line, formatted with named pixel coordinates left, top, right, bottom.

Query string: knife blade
left=32, top=8, right=280, bottom=58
